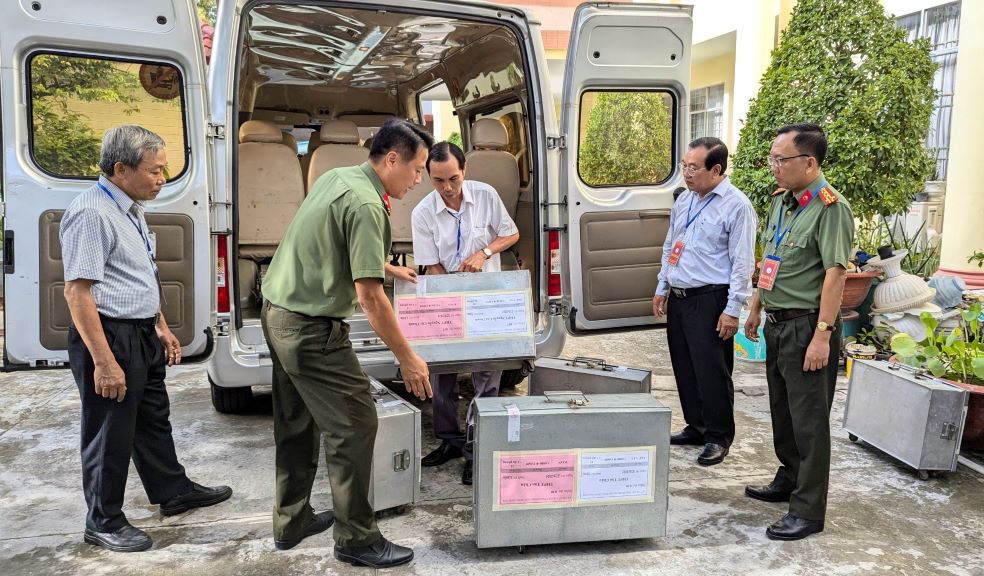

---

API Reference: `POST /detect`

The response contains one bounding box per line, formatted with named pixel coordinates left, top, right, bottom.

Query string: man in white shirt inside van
left=411, top=141, right=520, bottom=486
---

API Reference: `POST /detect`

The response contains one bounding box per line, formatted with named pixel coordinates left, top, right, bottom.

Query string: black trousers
left=666, top=287, right=736, bottom=447
left=68, top=317, right=191, bottom=532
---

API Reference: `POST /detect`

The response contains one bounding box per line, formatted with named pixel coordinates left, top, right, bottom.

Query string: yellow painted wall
left=691, top=50, right=736, bottom=148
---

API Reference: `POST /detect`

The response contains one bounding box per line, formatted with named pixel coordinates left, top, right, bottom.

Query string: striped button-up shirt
left=60, top=176, right=161, bottom=319
left=655, top=177, right=757, bottom=318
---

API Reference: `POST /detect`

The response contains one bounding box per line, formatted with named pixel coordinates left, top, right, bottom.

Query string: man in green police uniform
left=743, top=123, right=855, bottom=541
left=260, top=118, right=434, bottom=568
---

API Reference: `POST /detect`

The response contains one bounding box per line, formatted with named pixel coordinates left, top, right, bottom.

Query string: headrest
left=239, top=120, right=284, bottom=144
left=320, top=120, right=360, bottom=144
left=282, top=132, right=298, bottom=153
left=308, top=132, right=322, bottom=151
left=362, top=136, right=374, bottom=150
left=471, top=118, right=508, bottom=150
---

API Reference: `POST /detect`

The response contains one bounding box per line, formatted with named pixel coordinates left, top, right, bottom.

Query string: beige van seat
left=466, top=118, right=520, bottom=220
left=307, top=120, right=369, bottom=191
left=300, top=132, right=322, bottom=181
left=237, top=119, right=306, bottom=261
left=466, top=118, right=521, bottom=270
left=282, top=132, right=298, bottom=154
left=390, top=169, right=433, bottom=258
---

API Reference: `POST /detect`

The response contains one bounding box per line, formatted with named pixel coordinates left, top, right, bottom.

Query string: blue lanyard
left=684, top=192, right=716, bottom=230
left=98, top=182, right=156, bottom=266
left=447, top=209, right=463, bottom=257
left=773, top=181, right=827, bottom=250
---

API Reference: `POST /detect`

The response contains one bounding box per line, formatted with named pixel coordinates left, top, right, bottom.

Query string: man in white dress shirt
left=411, top=141, right=519, bottom=485
left=653, top=137, right=757, bottom=466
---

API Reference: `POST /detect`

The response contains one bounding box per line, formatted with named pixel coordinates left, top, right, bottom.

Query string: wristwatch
left=482, top=247, right=493, bottom=259
left=816, top=321, right=834, bottom=332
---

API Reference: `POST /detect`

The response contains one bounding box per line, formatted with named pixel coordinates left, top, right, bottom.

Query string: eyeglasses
left=678, top=162, right=707, bottom=176
left=767, top=154, right=809, bottom=168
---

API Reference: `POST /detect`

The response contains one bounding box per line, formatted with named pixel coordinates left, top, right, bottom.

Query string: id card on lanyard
left=757, top=181, right=826, bottom=291
left=668, top=192, right=716, bottom=266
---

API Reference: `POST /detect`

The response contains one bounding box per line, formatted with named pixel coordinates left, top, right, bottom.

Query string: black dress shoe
left=670, top=430, right=705, bottom=446
left=696, top=443, right=729, bottom=466
left=160, top=482, right=233, bottom=516
left=334, top=536, right=414, bottom=568
left=274, top=511, right=335, bottom=551
left=766, top=514, right=824, bottom=541
left=421, top=441, right=462, bottom=467
left=745, top=483, right=792, bottom=503
left=462, top=460, right=473, bottom=486
left=83, top=524, right=152, bottom=552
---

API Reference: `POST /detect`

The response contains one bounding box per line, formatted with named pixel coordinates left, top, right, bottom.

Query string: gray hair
left=99, top=125, right=166, bottom=176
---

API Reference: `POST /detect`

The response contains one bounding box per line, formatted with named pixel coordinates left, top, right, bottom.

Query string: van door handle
left=639, top=210, right=669, bottom=219
left=4, top=230, right=13, bottom=274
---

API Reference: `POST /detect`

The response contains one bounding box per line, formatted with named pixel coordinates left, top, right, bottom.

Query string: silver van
left=1, top=1, right=691, bottom=412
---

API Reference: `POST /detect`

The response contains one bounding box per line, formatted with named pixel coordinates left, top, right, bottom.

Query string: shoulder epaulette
left=771, top=188, right=786, bottom=197
left=818, top=185, right=838, bottom=205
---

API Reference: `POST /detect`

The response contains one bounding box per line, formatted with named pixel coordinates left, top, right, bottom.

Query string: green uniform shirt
left=758, top=173, right=855, bottom=311
left=262, top=163, right=391, bottom=318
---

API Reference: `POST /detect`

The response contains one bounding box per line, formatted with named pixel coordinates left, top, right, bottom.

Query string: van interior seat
left=466, top=118, right=521, bottom=270
left=300, top=131, right=322, bottom=181
left=282, top=131, right=298, bottom=154
left=307, top=120, right=368, bottom=191
left=390, top=170, right=432, bottom=258
left=237, top=119, right=306, bottom=290
left=466, top=118, right=520, bottom=220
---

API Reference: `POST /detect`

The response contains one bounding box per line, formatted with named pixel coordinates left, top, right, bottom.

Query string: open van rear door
left=561, top=3, right=692, bottom=332
left=0, top=0, right=211, bottom=367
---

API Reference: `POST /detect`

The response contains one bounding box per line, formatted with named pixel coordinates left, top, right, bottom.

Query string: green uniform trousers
left=260, top=301, right=381, bottom=548
left=763, top=311, right=840, bottom=522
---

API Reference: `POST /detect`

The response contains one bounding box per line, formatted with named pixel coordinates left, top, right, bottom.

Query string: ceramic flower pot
left=841, top=270, right=880, bottom=313
left=943, top=378, right=984, bottom=451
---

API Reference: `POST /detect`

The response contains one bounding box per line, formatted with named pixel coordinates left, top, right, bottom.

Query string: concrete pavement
left=1, top=328, right=981, bottom=575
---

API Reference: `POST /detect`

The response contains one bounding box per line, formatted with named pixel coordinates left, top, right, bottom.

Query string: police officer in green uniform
left=743, top=123, right=855, bottom=541
left=260, top=119, right=434, bottom=568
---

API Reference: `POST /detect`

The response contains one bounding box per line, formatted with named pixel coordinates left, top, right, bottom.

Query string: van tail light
left=216, top=234, right=230, bottom=313
left=548, top=229, right=561, bottom=297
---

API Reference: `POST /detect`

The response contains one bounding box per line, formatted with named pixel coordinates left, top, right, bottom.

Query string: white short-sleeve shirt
left=411, top=180, right=519, bottom=273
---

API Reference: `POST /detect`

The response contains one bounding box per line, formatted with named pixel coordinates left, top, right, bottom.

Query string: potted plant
left=890, top=302, right=984, bottom=450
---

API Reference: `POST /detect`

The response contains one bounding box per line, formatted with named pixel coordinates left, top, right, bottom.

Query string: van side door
left=561, top=3, right=692, bottom=332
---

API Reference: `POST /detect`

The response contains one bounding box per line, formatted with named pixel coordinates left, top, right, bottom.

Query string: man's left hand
left=716, top=313, right=739, bottom=340
left=803, top=336, right=830, bottom=372
left=459, top=251, right=487, bottom=273
left=156, top=324, right=182, bottom=366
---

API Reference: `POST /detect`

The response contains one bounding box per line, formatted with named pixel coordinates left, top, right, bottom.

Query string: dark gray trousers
left=431, top=371, right=502, bottom=460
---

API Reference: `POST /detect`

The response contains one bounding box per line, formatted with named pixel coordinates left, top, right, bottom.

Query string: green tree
left=197, top=0, right=218, bottom=24
left=448, top=131, right=463, bottom=149
left=31, top=55, right=140, bottom=176
left=578, top=92, right=673, bottom=186
left=731, top=0, right=937, bottom=222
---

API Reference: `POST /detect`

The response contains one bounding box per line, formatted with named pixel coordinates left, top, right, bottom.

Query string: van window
left=28, top=53, right=188, bottom=179
left=577, top=90, right=674, bottom=188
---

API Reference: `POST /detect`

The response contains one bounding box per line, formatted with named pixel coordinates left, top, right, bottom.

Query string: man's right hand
left=743, top=312, right=762, bottom=342
left=400, top=352, right=433, bottom=400
left=652, top=295, right=667, bottom=317
left=94, top=359, right=127, bottom=402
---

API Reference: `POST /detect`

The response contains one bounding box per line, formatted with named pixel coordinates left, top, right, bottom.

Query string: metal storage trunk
left=366, top=378, right=421, bottom=512
left=394, top=270, right=535, bottom=375
left=529, top=356, right=651, bottom=396
left=473, top=392, right=670, bottom=549
left=843, top=359, right=968, bottom=476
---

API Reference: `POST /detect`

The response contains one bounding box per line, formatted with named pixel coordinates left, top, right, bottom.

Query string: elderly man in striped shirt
left=60, top=125, right=232, bottom=552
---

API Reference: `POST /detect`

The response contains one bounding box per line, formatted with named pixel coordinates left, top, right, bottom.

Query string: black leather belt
left=765, top=308, right=817, bottom=324
left=99, top=314, right=158, bottom=326
left=669, top=284, right=729, bottom=299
